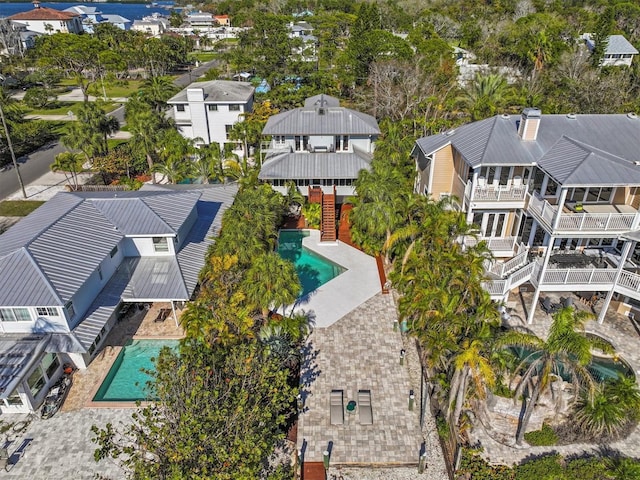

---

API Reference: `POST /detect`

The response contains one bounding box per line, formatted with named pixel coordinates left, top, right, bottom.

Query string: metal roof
left=259, top=151, right=373, bottom=179
left=414, top=113, right=640, bottom=185
left=167, top=80, right=254, bottom=104
left=0, top=188, right=235, bottom=308
left=120, top=257, right=189, bottom=302
left=263, top=96, right=380, bottom=136
left=606, top=35, right=638, bottom=55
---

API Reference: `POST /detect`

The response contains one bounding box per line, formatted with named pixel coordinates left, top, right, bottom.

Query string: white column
left=552, top=188, right=568, bottom=231
left=597, top=241, right=633, bottom=324
left=528, top=236, right=554, bottom=324
left=466, top=171, right=478, bottom=224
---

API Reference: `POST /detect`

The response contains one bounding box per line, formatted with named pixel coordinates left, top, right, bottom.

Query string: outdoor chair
left=540, top=297, right=560, bottom=315
left=330, top=390, right=344, bottom=425
left=154, top=308, right=171, bottom=323
left=358, top=390, right=373, bottom=425
left=5, top=438, right=32, bottom=472
left=560, top=296, right=574, bottom=309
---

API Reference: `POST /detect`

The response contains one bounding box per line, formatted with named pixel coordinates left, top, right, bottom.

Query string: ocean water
left=0, top=2, right=175, bottom=21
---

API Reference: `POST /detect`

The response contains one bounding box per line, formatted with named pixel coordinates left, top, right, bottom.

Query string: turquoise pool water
left=510, top=346, right=633, bottom=382
left=93, top=339, right=179, bottom=402
left=277, top=230, right=346, bottom=297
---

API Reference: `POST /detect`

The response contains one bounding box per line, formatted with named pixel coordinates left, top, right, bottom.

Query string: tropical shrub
left=23, top=86, right=51, bottom=108
left=302, top=202, right=321, bottom=229
left=523, top=423, right=557, bottom=446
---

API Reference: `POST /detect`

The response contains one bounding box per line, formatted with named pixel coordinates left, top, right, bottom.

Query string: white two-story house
left=413, top=108, right=640, bottom=324
left=259, top=94, right=380, bottom=241
left=167, top=80, right=254, bottom=155
left=0, top=184, right=236, bottom=413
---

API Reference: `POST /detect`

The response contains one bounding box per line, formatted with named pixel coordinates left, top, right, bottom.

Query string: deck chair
left=561, top=296, right=574, bottom=309
left=5, top=438, right=32, bottom=471
left=330, top=390, right=344, bottom=425
left=540, top=297, right=559, bottom=315
left=358, top=390, right=373, bottom=425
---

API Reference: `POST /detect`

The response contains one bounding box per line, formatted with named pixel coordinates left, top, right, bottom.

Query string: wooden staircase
left=321, top=189, right=336, bottom=242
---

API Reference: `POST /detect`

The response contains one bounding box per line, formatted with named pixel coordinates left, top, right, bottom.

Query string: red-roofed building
left=9, top=1, right=83, bottom=35
left=214, top=15, right=230, bottom=26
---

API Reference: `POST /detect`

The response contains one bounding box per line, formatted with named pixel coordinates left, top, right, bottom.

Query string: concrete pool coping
left=85, top=338, right=181, bottom=408
left=284, top=229, right=381, bottom=328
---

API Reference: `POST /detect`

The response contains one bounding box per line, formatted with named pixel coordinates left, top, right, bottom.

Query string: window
left=176, top=104, right=185, bottom=112
left=27, top=367, right=46, bottom=397
left=342, top=135, right=349, bottom=150
left=585, top=187, right=613, bottom=203
left=5, top=389, right=23, bottom=406
left=229, top=104, right=241, bottom=111
left=110, top=245, right=118, bottom=258
left=295, top=136, right=301, bottom=151
left=0, top=308, right=31, bottom=322
left=153, top=237, right=169, bottom=253
left=225, top=125, right=233, bottom=140
left=36, top=307, right=58, bottom=317
left=43, top=354, right=59, bottom=380
left=65, top=301, right=75, bottom=320
left=274, top=135, right=285, bottom=145
left=207, top=104, right=218, bottom=111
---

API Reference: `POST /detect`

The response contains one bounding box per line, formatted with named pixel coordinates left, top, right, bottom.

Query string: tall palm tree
left=50, top=151, right=84, bottom=189
left=241, top=252, right=301, bottom=318
left=153, top=157, right=193, bottom=184
left=498, top=307, right=613, bottom=445
left=139, top=76, right=180, bottom=113
left=458, top=73, right=512, bottom=121
left=125, top=98, right=167, bottom=183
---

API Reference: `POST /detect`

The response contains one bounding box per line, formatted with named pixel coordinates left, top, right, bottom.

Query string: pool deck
left=288, top=229, right=381, bottom=328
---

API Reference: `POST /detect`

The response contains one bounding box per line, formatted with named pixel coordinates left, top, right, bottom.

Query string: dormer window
left=176, top=104, right=185, bottom=112
left=153, top=237, right=169, bottom=253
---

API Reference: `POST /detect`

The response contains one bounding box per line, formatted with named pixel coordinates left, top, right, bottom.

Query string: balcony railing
left=483, top=261, right=536, bottom=297
left=528, top=194, right=637, bottom=233
left=471, top=184, right=527, bottom=202
left=487, top=246, right=528, bottom=277
left=464, top=236, right=518, bottom=255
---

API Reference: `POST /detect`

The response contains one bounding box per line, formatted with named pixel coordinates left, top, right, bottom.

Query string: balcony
left=465, top=181, right=527, bottom=204
left=528, top=193, right=638, bottom=234
left=464, top=236, right=519, bottom=257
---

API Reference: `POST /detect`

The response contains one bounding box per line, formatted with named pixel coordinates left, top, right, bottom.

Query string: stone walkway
left=298, top=293, right=448, bottom=479
left=1, top=409, right=131, bottom=479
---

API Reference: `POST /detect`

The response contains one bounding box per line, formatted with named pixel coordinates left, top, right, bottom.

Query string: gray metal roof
left=415, top=113, right=640, bottom=185
left=606, top=35, right=639, bottom=55
left=120, top=256, right=189, bottom=302
left=259, top=151, right=373, bottom=180
left=167, top=80, right=254, bottom=104
left=263, top=95, right=380, bottom=136
left=304, top=94, right=340, bottom=108
left=0, top=188, right=235, bottom=308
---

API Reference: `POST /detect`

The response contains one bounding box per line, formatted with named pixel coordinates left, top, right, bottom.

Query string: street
left=0, top=60, right=217, bottom=200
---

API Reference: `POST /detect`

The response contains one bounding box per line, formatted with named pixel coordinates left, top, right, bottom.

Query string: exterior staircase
left=321, top=189, right=337, bottom=242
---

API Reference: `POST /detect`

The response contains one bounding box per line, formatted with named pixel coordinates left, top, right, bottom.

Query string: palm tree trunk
left=147, top=153, right=156, bottom=184
left=447, top=367, right=463, bottom=419
left=516, top=381, right=541, bottom=445
left=452, top=367, right=469, bottom=428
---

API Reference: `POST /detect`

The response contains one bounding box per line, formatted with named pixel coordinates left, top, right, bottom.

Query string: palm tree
left=498, top=306, right=613, bottom=445
left=50, top=151, right=84, bottom=189
left=458, top=73, right=512, bottom=121
left=573, top=374, right=640, bottom=438
left=139, top=76, right=180, bottom=113
left=126, top=98, right=167, bottom=183
left=153, top=157, right=193, bottom=184
left=241, top=252, right=301, bottom=318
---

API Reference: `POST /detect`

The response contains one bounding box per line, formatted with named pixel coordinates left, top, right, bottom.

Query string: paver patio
left=298, top=292, right=448, bottom=479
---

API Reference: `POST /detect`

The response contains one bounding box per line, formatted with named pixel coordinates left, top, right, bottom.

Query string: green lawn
left=24, top=102, right=119, bottom=116
left=88, top=80, right=145, bottom=99
left=191, top=52, right=218, bottom=62
left=0, top=200, right=45, bottom=216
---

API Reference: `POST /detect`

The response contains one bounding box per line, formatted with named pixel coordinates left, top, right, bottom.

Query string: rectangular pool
left=93, top=339, right=179, bottom=402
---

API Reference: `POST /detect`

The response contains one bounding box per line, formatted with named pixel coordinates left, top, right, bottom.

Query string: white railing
left=483, top=261, right=536, bottom=297
left=528, top=193, right=637, bottom=232
left=538, top=267, right=616, bottom=286
left=473, top=185, right=527, bottom=202
left=465, top=236, right=518, bottom=254
left=487, top=246, right=529, bottom=277
left=617, top=270, right=640, bottom=294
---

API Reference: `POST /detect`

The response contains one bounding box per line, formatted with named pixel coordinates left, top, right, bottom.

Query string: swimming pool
left=277, top=230, right=346, bottom=297
left=93, top=339, right=179, bottom=402
left=510, top=346, right=633, bottom=382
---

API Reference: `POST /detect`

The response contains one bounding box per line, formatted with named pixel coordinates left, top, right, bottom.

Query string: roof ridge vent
left=628, top=112, right=638, bottom=119
left=567, top=113, right=577, bottom=119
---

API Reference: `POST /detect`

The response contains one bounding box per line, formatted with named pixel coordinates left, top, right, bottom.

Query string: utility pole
left=0, top=102, right=26, bottom=198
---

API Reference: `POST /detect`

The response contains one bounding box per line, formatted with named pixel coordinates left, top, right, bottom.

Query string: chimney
left=33, top=0, right=41, bottom=8
left=518, top=107, right=541, bottom=141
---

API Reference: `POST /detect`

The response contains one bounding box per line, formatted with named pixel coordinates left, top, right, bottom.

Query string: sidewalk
left=6, top=170, right=94, bottom=201
left=12, top=87, right=128, bottom=104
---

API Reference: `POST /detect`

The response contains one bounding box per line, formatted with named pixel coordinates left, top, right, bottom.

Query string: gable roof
left=263, top=94, right=380, bottom=136
left=605, top=35, right=638, bottom=55
left=167, top=80, right=254, bottom=104
left=414, top=113, right=640, bottom=186
left=9, top=7, right=79, bottom=21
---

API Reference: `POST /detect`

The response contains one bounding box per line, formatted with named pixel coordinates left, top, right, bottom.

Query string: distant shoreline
left=0, top=1, right=151, bottom=3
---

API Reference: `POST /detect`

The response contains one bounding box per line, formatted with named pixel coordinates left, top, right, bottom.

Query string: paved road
left=0, top=60, right=217, bottom=200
